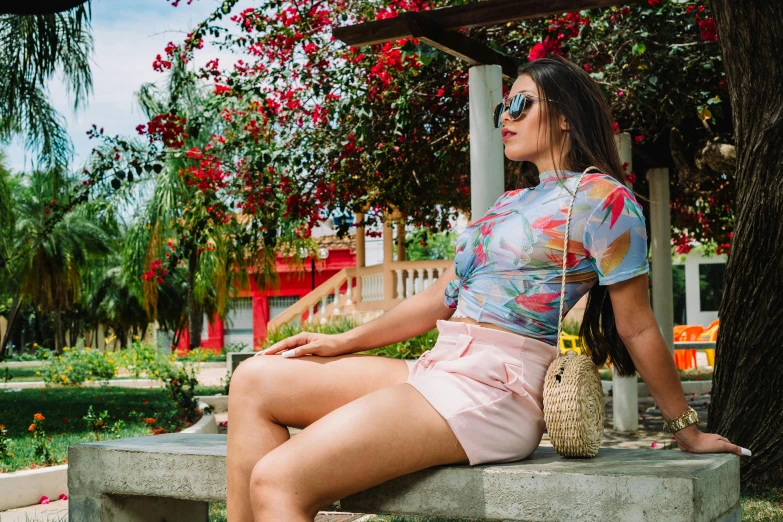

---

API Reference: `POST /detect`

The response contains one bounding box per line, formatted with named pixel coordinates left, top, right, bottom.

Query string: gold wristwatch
left=663, top=406, right=699, bottom=434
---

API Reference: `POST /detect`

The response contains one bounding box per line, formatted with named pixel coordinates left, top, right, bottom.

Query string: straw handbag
left=542, top=166, right=605, bottom=458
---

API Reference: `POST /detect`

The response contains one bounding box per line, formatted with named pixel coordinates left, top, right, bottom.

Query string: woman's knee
left=248, top=453, right=321, bottom=515
left=228, top=356, right=275, bottom=404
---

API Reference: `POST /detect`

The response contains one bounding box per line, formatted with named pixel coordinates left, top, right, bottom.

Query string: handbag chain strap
left=555, top=166, right=601, bottom=352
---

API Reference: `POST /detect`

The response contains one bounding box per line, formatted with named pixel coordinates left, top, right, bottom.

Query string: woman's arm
left=260, top=264, right=458, bottom=356
left=607, top=274, right=748, bottom=456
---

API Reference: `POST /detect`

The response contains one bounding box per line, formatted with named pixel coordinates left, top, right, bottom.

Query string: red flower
left=34, top=413, right=44, bottom=421
left=634, top=135, right=644, bottom=144
left=647, top=0, right=662, bottom=6
left=528, top=38, right=562, bottom=61
left=698, top=18, right=718, bottom=41
left=611, top=121, right=621, bottom=134
left=583, top=63, right=593, bottom=72
left=40, top=496, right=50, bottom=504
left=59, top=493, right=69, bottom=501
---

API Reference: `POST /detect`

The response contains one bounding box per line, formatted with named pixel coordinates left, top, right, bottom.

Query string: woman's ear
left=560, top=115, right=570, bottom=132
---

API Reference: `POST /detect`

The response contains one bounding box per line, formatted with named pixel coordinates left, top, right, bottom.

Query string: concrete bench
left=68, top=434, right=741, bottom=521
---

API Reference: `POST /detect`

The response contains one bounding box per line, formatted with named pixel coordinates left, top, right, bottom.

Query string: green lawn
left=0, top=385, right=221, bottom=473
left=1, top=365, right=47, bottom=382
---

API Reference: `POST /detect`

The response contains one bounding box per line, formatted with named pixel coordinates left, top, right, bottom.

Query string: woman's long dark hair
left=517, top=56, right=637, bottom=377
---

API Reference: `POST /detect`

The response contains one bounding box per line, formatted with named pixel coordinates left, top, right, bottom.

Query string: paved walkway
left=1, top=363, right=228, bottom=390
left=1, top=391, right=712, bottom=521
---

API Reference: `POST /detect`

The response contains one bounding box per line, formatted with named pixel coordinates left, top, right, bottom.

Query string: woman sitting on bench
left=226, top=55, right=748, bottom=522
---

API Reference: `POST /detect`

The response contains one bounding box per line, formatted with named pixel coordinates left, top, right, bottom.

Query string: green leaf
left=632, top=43, right=647, bottom=55
left=649, top=76, right=658, bottom=85
left=401, top=41, right=416, bottom=53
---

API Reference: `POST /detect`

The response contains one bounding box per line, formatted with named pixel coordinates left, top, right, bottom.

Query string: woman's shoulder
left=578, top=171, right=635, bottom=204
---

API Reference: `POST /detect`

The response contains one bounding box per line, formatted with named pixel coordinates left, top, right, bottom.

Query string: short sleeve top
left=444, top=170, right=649, bottom=346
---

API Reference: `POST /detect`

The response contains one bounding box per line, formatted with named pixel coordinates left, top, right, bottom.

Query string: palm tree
left=0, top=3, right=93, bottom=168
left=5, top=170, right=112, bottom=353
left=125, top=58, right=254, bottom=350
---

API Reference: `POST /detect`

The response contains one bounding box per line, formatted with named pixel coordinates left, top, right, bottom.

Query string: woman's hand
left=255, top=331, right=355, bottom=358
left=674, top=425, right=752, bottom=457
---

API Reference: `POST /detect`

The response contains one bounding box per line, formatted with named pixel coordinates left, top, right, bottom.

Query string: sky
left=6, top=0, right=245, bottom=173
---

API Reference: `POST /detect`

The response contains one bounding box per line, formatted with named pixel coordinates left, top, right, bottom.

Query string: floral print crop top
left=445, top=170, right=650, bottom=346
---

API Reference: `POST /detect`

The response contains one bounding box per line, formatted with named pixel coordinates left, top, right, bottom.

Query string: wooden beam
left=406, top=14, right=518, bottom=78
left=0, top=0, right=88, bottom=15
left=333, top=0, right=633, bottom=46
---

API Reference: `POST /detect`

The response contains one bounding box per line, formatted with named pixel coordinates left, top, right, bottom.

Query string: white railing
left=264, top=260, right=453, bottom=338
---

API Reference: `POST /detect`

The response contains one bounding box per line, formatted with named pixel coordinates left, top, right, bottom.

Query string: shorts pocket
left=500, top=361, right=530, bottom=398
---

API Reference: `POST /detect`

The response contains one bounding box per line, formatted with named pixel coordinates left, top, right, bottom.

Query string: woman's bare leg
left=226, top=353, right=412, bottom=521
left=247, top=381, right=469, bottom=521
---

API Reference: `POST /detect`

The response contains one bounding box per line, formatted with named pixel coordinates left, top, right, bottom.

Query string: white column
left=647, top=168, right=675, bottom=354
left=469, top=65, right=505, bottom=225
left=612, top=376, right=639, bottom=432
left=612, top=132, right=638, bottom=432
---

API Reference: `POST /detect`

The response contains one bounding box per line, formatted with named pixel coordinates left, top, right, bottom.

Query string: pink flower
left=651, top=442, right=659, bottom=449
left=616, top=90, right=625, bottom=97
left=59, top=493, right=68, bottom=500
left=40, top=496, right=50, bottom=504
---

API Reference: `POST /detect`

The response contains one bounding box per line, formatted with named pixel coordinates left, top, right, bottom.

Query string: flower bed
left=0, top=385, right=221, bottom=473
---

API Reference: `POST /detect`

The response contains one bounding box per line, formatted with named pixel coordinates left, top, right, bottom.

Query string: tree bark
left=0, top=297, right=21, bottom=359
left=54, top=308, right=65, bottom=354
left=707, top=0, right=783, bottom=491
left=187, top=251, right=202, bottom=350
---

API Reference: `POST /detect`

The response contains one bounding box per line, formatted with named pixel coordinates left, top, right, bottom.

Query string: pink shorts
left=404, top=320, right=559, bottom=466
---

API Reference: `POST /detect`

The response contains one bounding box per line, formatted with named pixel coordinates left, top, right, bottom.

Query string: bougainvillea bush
left=79, top=0, right=732, bottom=308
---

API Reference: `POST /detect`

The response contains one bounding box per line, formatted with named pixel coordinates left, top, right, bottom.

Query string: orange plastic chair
left=707, top=319, right=720, bottom=330
left=699, top=324, right=720, bottom=341
left=673, top=325, right=688, bottom=341
left=677, top=326, right=704, bottom=342
left=674, top=349, right=697, bottom=370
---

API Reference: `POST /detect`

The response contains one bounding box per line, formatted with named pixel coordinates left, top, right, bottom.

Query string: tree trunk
left=707, top=0, right=783, bottom=491
left=187, top=251, right=202, bottom=349
left=54, top=309, right=65, bottom=354
left=0, top=297, right=21, bottom=359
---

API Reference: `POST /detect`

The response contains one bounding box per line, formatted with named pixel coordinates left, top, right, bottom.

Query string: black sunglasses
left=492, top=92, right=548, bottom=128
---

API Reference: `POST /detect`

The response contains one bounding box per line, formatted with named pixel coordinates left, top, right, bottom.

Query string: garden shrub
left=183, top=347, right=213, bottom=363
left=41, top=347, right=116, bottom=386
left=116, top=341, right=168, bottom=378
left=0, top=423, right=10, bottom=459
left=82, top=405, right=126, bottom=440
left=29, top=413, right=55, bottom=466
left=262, top=316, right=437, bottom=360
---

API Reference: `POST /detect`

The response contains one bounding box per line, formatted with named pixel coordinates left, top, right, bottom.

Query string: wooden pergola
left=332, top=0, right=678, bottom=434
